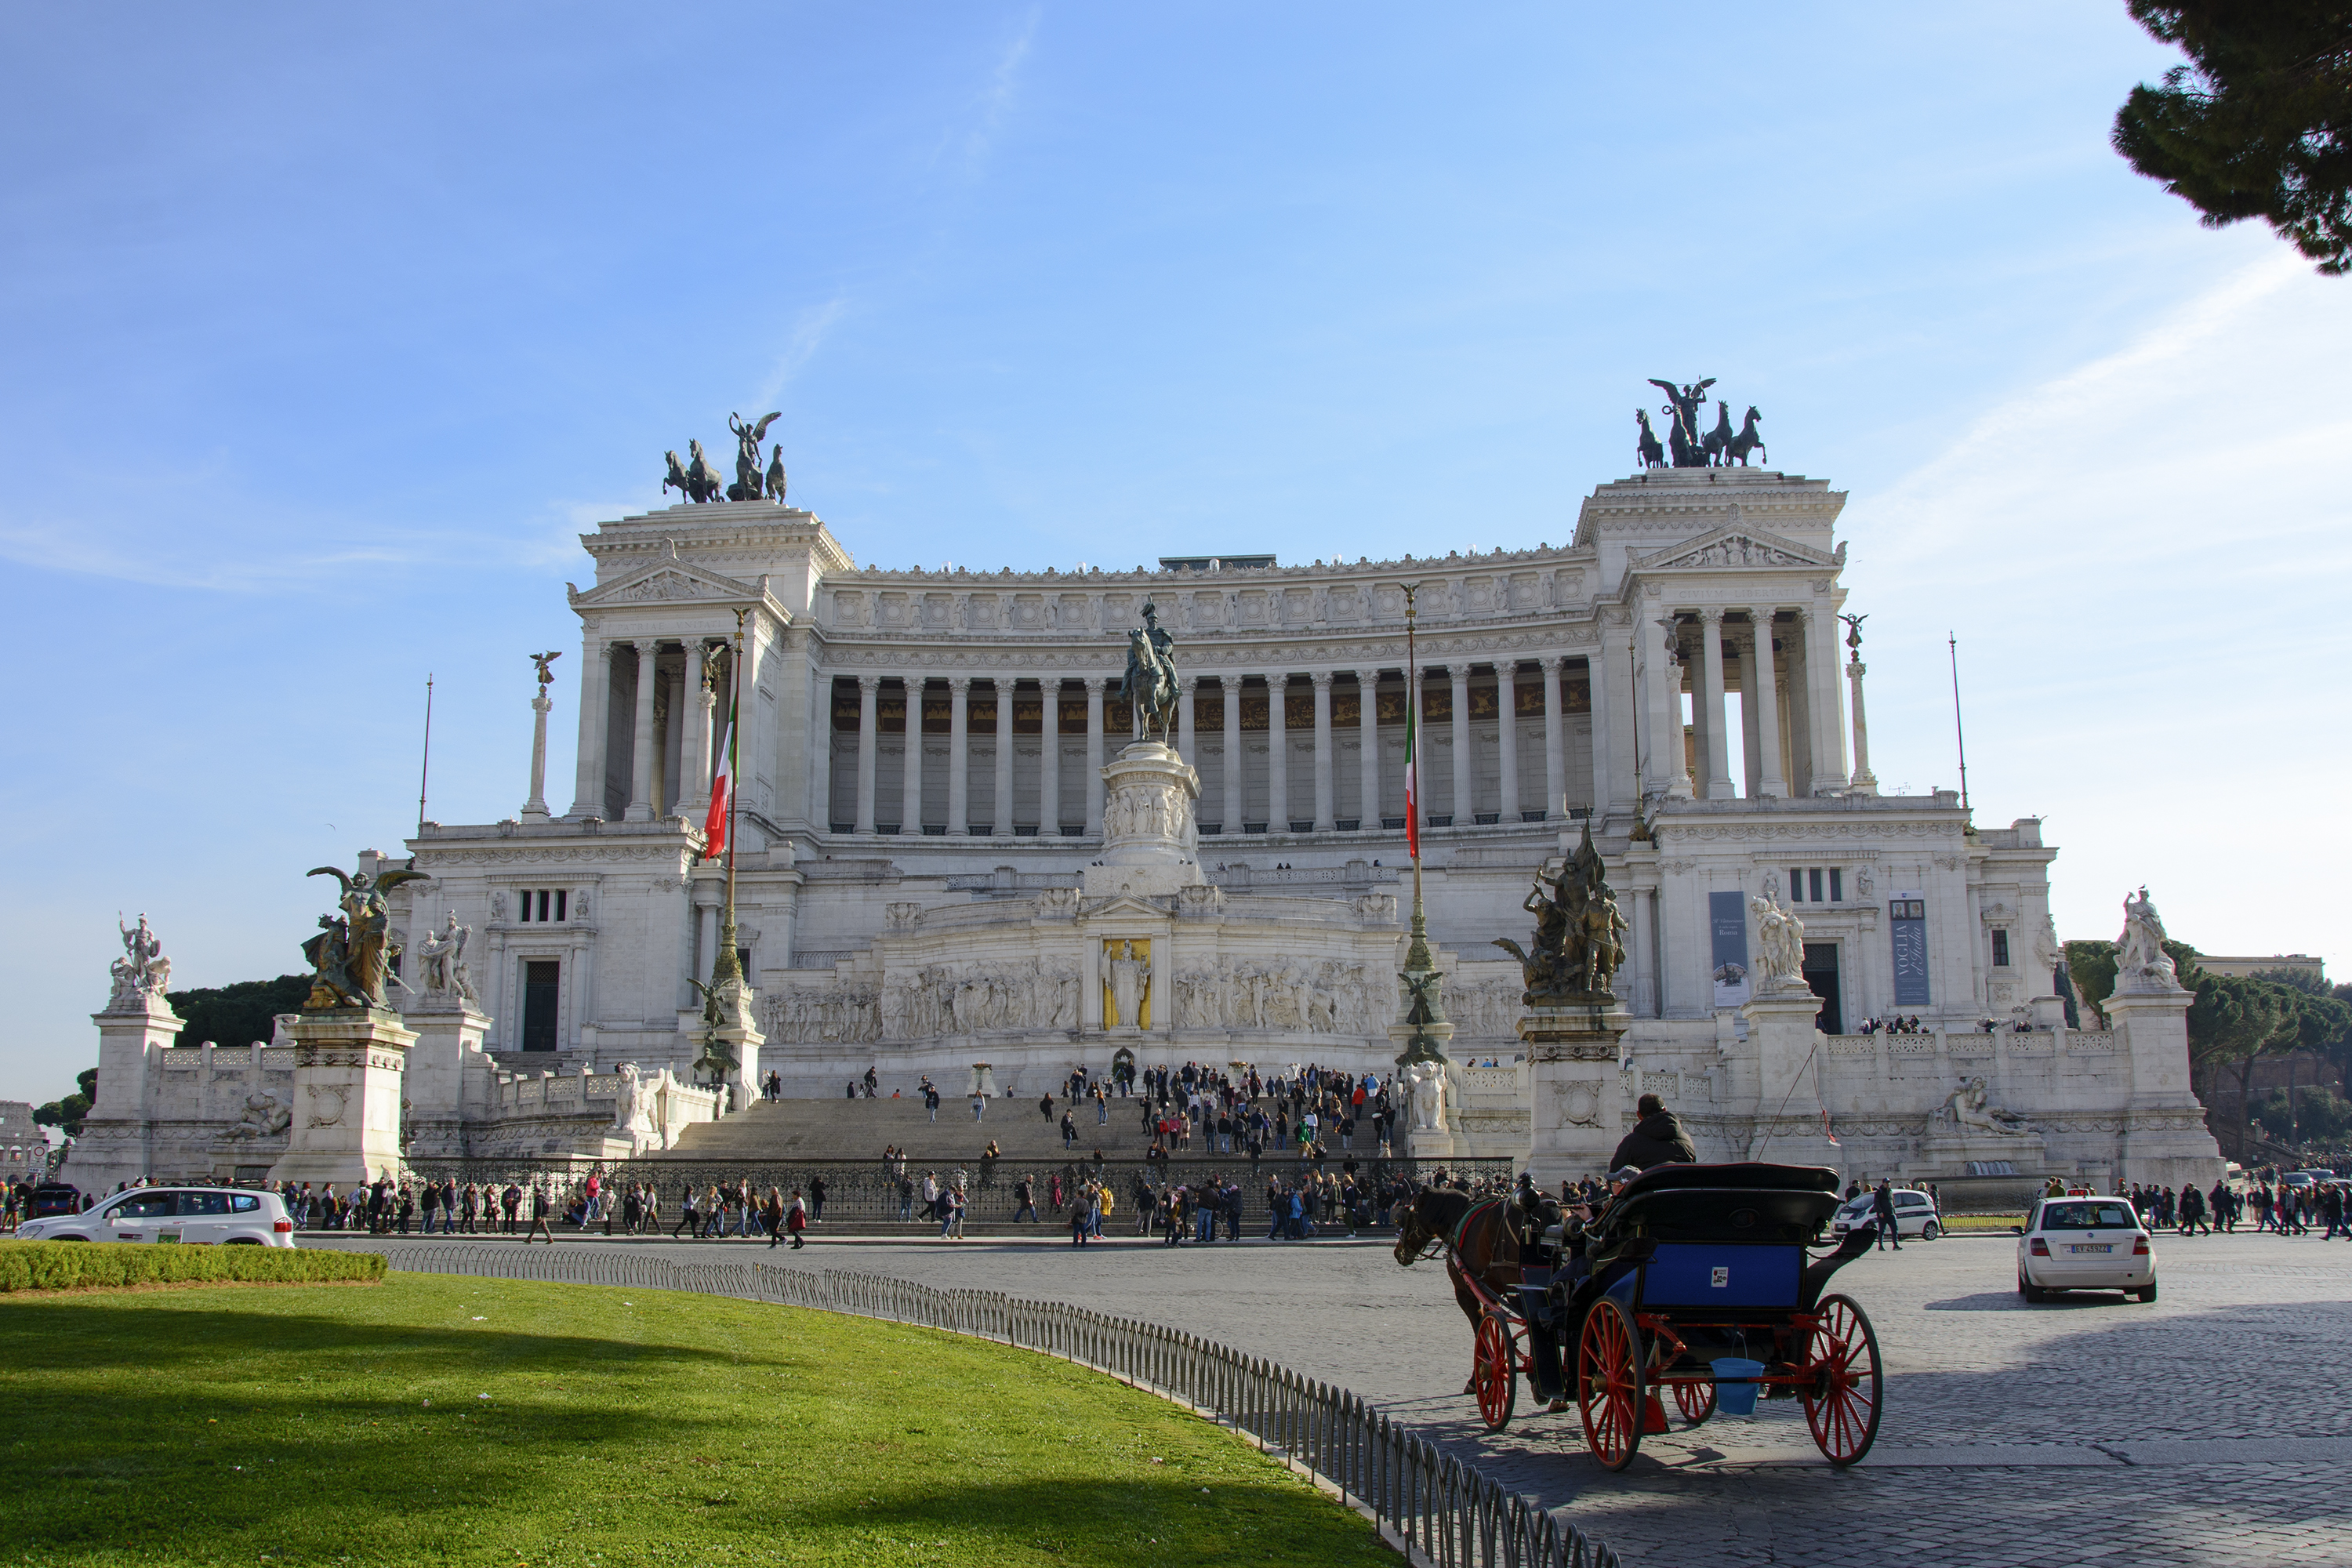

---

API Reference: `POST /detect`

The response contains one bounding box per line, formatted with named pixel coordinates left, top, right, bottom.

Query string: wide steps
left=657, top=1094, right=1165, bottom=1165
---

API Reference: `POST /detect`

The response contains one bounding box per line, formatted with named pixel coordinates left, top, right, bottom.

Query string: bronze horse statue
left=1701, top=400, right=1736, bottom=466
left=1726, top=406, right=1766, bottom=467
left=1395, top=1185, right=1566, bottom=1406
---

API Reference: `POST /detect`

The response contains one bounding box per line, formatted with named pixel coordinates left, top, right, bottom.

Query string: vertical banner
left=1889, top=893, right=1930, bottom=1007
left=1708, top=891, right=1751, bottom=1008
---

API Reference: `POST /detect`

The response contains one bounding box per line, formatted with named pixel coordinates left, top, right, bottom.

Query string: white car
left=2016, top=1196, right=2153, bottom=1303
left=1831, top=1189, right=1943, bottom=1240
left=16, top=1186, right=297, bottom=1248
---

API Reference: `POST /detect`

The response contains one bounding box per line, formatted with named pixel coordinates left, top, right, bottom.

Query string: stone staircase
left=654, top=1093, right=1160, bottom=1166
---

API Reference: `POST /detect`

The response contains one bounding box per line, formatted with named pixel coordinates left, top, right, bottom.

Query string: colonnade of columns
left=1635, top=604, right=1846, bottom=802
left=829, top=662, right=1599, bottom=840
left=567, top=636, right=732, bottom=824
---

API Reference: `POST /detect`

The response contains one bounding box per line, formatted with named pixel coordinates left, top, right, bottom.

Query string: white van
left=16, top=1186, right=297, bottom=1247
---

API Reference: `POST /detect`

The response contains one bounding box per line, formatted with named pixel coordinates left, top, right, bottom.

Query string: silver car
left=16, top=1186, right=297, bottom=1247
left=1831, top=1188, right=1943, bottom=1240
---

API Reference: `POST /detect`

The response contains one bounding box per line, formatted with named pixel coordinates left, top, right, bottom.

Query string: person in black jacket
left=1610, top=1094, right=1697, bottom=1171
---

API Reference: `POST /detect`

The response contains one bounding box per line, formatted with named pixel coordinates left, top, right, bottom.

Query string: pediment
left=1635, top=525, right=1835, bottom=572
left=1077, top=893, right=1173, bottom=920
left=569, top=556, right=764, bottom=608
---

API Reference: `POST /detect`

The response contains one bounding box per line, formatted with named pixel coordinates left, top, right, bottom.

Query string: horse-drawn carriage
left=1399, top=1162, right=1883, bottom=1470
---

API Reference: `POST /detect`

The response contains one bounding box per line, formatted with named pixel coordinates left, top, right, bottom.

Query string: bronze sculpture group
left=301, top=865, right=427, bottom=1011
left=664, top=410, right=789, bottom=504
left=1492, top=822, right=1629, bottom=1005
left=1123, top=600, right=1181, bottom=744
left=1640, top=377, right=1766, bottom=470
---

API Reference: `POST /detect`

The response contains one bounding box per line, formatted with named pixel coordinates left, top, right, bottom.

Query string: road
left=315, top=1225, right=2352, bottom=1568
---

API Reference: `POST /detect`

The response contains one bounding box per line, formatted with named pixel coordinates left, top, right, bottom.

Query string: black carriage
left=1459, top=1162, right=1883, bottom=1470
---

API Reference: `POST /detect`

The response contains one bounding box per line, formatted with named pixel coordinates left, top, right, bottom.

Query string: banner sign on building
left=1889, top=891, right=1930, bottom=1007
left=1709, top=891, right=1751, bottom=1009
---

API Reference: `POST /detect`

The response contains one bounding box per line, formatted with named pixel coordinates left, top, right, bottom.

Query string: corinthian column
left=1540, top=655, right=1565, bottom=820
left=1846, top=653, right=1878, bottom=796
left=1177, top=675, right=1196, bottom=766
left=1700, top=610, right=1734, bottom=800
left=854, top=674, right=880, bottom=834
left=1496, top=664, right=1521, bottom=821
left=625, top=641, right=659, bottom=822
left=1749, top=609, right=1789, bottom=798
left=1040, top=677, right=1062, bottom=833
left=1267, top=674, right=1290, bottom=831
left=1311, top=670, right=1335, bottom=832
left=1355, top=669, right=1380, bottom=829
left=523, top=682, right=554, bottom=821
left=992, top=677, right=1014, bottom=836
left=567, top=631, right=609, bottom=819
left=898, top=676, right=925, bottom=833
left=1222, top=677, right=1243, bottom=830
left=1083, top=675, right=1107, bottom=835
left=947, top=675, right=972, bottom=834
left=1449, top=666, right=1473, bottom=822
left=683, top=648, right=715, bottom=816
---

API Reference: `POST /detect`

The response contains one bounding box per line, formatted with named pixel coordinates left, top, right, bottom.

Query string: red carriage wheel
left=1472, top=1313, right=1517, bottom=1432
left=1799, top=1293, right=1883, bottom=1465
left=1672, top=1377, right=1717, bottom=1426
left=1576, top=1298, right=1644, bottom=1471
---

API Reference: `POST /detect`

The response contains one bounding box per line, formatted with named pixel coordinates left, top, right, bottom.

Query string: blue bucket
left=1711, top=1357, right=1766, bottom=1417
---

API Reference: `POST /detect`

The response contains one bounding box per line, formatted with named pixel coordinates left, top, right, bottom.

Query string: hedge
left=0, top=1242, right=387, bottom=1294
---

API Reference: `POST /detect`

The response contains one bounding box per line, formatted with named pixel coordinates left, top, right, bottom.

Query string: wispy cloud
left=933, top=6, right=1040, bottom=186
left=752, top=294, right=852, bottom=410
left=0, top=520, right=418, bottom=593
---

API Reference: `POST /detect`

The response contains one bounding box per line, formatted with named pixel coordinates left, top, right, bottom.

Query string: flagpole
left=416, top=673, right=434, bottom=839
left=713, top=609, right=746, bottom=991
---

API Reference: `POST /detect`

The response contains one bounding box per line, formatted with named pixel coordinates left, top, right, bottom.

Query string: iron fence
left=378, top=1243, right=1617, bottom=1568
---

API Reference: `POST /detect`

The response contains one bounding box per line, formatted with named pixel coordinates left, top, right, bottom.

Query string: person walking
left=1013, top=1176, right=1037, bottom=1223
left=808, top=1174, right=828, bottom=1224
left=2178, top=1182, right=2211, bottom=1236
left=1871, top=1179, right=1901, bottom=1251
left=785, top=1189, right=808, bottom=1249
left=763, top=1187, right=786, bottom=1248
left=924, top=1081, right=941, bottom=1123
left=524, top=1182, right=554, bottom=1243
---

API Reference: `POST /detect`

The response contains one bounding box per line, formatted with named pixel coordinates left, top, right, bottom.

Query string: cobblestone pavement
left=327, top=1229, right=2352, bottom=1566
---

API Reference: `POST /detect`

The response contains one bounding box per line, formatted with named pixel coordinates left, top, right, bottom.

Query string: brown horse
left=1396, top=1187, right=1562, bottom=1403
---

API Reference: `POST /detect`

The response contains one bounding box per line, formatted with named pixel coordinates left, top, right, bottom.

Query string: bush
left=2252, top=1086, right=2352, bottom=1146
left=0, top=1242, right=386, bottom=1294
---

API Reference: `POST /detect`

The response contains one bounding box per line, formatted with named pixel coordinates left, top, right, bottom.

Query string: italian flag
left=1402, top=693, right=1420, bottom=861
left=702, top=698, right=736, bottom=861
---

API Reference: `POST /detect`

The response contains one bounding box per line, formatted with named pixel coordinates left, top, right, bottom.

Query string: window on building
left=1828, top=868, right=1843, bottom=902
left=1809, top=868, right=1824, bottom=903
left=515, top=890, right=568, bottom=923
left=1788, top=867, right=1805, bottom=900
left=1991, top=929, right=2011, bottom=967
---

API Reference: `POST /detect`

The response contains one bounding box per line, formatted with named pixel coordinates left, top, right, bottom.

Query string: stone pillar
left=267, top=1009, right=418, bottom=1189
left=2107, top=986, right=2225, bottom=1189
left=1541, top=656, right=1565, bottom=820
left=947, top=674, right=972, bottom=833
left=1267, top=674, right=1291, bottom=831
left=1520, top=1001, right=1633, bottom=1189
left=993, top=677, right=1014, bottom=836
left=402, top=997, right=492, bottom=1161
left=1040, top=677, right=1063, bottom=833
left=523, top=686, right=554, bottom=821
left=1736, top=633, right=1762, bottom=798
left=1748, top=608, right=1790, bottom=798
left=67, top=993, right=186, bottom=1194
left=1700, top=610, right=1735, bottom=799
left=1646, top=618, right=1690, bottom=800
left=1177, top=674, right=1197, bottom=768
left=736, top=625, right=767, bottom=822
left=899, top=676, right=925, bottom=834
left=1802, top=607, right=1849, bottom=793
left=624, top=641, right=659, bottom=821
left=682, top=649, right=714, bottom=816
left=1739, top=987, right=1845, bottom=1171
left=1084, top=675, right=1107, bottom=835
left=1595, top=623, right=1634, bottom=814
left=568, top=632, right=609, bottom=819
left=854, top=674, right=880, bottom=833
left=1356, top=669, right=1381, bottom=828
left=1222, top=677, right=1243, bottom=829
left=1447, top=666, right=1474, bottom=822
left=1497, top=664, right=1522, bottom=821
left=1311, top=670, right=1335, bottom=831
left=1846, top=655, right=1878, bottom=796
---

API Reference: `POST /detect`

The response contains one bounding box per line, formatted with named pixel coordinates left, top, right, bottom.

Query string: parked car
left=16, top=1185, right=297, bottom=1247
left=2016, top=1196, right=2154, bottom=1303
left=1830, top=1188, right=1943, bottom=1240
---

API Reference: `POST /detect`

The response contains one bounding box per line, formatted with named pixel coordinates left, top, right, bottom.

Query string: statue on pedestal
left=2115, top=886, right=2179, bottom=993
left=1749, top=894, right=1808, bottom=995
left=416, top=912, right=477, bottom=1003
left=1123, top=601, right=1180, bottom=743
left=726, top=411, right=782, bottom=502
left=1493, top=822, right=1628, bottom=1004
left=301, top=866, right=426, bottom=1011
left=107, top=914, right=173, bottom=1010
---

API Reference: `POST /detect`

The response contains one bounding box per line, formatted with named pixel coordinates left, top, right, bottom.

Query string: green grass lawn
left=0, top=1272, right=1396, bottom=1567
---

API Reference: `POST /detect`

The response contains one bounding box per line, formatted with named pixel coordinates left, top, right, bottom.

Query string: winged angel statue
left=301, top=865, right=428, bottom=1011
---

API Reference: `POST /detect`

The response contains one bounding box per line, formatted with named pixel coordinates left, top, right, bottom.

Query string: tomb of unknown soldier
left=64, top=390, right=2223, bottom=1204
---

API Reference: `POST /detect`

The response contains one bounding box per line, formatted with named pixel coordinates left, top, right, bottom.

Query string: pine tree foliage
left=2113, top=2, right=2352, bottom=274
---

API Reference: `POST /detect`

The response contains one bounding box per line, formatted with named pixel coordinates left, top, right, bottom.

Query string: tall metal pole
left=1948, top=632, right=1969, bottom=811
left=416, top=673, right=434, bottom=837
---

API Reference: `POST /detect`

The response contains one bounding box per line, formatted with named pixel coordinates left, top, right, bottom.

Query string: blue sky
left=3, top=5, right=2346, bottom=1104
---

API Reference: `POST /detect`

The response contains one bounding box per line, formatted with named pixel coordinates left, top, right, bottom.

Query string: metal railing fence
left=378, top=1243, right=1617, bottom=1568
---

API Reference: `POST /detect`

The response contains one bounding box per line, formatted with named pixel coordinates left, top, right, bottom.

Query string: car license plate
left=155, top=1231, right=181, bottom=1244
left=2070, top=1243, right=2112, bottom=1254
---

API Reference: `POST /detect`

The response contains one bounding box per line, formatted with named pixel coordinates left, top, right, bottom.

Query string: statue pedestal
left=1519, top=1000, right=1632, bottom=1189
left=1739, top=987, right=1841, bottom=1169
left=1391, top=1024, right=1459, bottom=1161
left=401, top=996, right=491, bottom=1160
left=712, top=979, right=766, bottom=1114
left=1083, top=742, right=1202, bottom=899
left=2106, top=986, right=2224, bottom=1189
left=64, top=995, right=187, bottom=1194
left=268, top=1008, right=416, bottom=1189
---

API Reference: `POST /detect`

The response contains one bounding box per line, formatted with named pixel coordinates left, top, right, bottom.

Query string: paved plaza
left=321, top=1226, right=2352, bottom=1567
